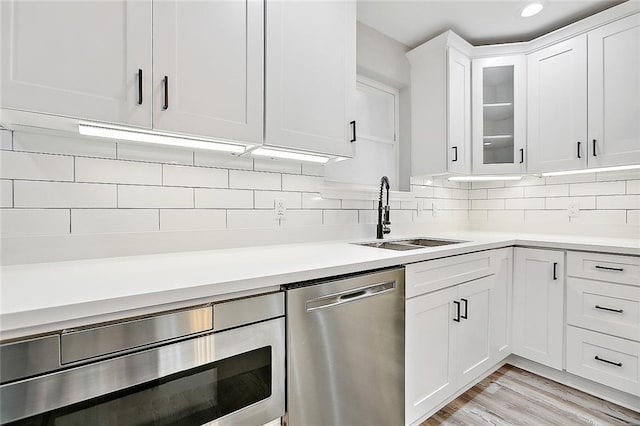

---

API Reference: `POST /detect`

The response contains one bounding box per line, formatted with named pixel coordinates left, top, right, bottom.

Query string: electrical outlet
left=568, top=202, right=580, bottom=218
left=432, top=201, right=439, bottom=217
left=275, top=198, right=286, bottom=221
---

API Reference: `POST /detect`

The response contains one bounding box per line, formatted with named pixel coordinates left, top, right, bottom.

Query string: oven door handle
left=305, top=281, right=396, bottom=312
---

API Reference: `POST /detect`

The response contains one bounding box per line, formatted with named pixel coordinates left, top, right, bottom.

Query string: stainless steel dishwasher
left=283, top=268, right=404, bottom=426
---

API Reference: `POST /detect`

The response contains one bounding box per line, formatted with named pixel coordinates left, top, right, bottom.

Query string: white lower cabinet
left=513, top=248, right=564, bottom=370
left=491, top=248, right=513, bottom=361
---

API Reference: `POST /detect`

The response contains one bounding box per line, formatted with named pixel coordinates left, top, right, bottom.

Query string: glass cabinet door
left=472, top=56, right=526, bottom=174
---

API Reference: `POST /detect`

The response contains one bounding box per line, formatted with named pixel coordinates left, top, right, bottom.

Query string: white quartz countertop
left=1, top=231, right=638, bottom=339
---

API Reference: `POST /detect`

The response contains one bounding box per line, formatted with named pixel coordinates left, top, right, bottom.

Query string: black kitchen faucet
left=377, top=176, right=391, bottom=239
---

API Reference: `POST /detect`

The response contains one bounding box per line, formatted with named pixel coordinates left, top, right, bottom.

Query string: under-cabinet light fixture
left=250, top=147, right=332, bottom=164
left=78, top=122, right=247, bottom=154
left=541, top=164, right=640, bottom=177
left=521, top=2, right=543, bottom=17
left=448, top=175, right=523, bottom=182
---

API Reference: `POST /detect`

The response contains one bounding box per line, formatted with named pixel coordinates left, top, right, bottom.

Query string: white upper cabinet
left=265, top=0, right=356, bottom=158
left=152, top=0, right=263, bottom=145
left=472, top=55, right=527, bottom=174
left=527, top=35, right=588, bottom=174
left=408, top=33, right=472, bottom=176
left=588, top=13, right=640, bottom=168
left=0, top=0, right=152, bottom=128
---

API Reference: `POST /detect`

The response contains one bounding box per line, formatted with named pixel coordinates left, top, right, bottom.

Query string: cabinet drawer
left=405, top=251, right=495, bottom=298
left=567, top=251, right=640, bottom=286
left=567, top=278, right=640, bottom=341
left=566, top=326, right=639, bottom=396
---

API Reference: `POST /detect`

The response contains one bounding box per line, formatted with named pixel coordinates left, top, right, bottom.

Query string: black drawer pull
left=595, top=305, right=623, bottom=313
left=553, top=262, right=558, bottom=280
left=595, top=265, right=624, bottom=272
left=460, top=298, right=468, bottom=319
left=519, top=148, right=524, bottom=164
left=594, top=355, right=622, bottom=367
left=163, top=76, right=169, bottom=110
left=592, top=139, right=597, bottom=156
left=577, top=141, right=581, bottom=159
left=453, top=301, right=461, bottom=322
left=452, top=146, right=458, bottom=162
left=138, top=69, right=143, bottom=105
left=350, top=120, right=357, bottom=142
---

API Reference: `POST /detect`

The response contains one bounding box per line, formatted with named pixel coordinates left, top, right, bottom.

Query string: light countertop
left=1, top=231, right=638, bottom=340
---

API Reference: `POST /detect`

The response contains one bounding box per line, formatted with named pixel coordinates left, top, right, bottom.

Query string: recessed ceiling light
left=521, top=2, right=543, bottom=18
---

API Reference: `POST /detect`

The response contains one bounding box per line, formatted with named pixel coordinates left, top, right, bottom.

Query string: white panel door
left=457, top=276, right=494, bottom=384
left=527, top=35, right=587, bottom=173
left=152, top=0, right=263, bottom=144
left=491, top=248, right=513, bottom=361
left=405, top=287, right=457, bottom=425
left=588, top=13, right=640, bottom=167
left=447, top=47, right=472, bottom=174
left=0, top=0, right=152, bottom=127
left=265, top=0, right=356, bottom=157
left=513, top=248, right=565, bottom=370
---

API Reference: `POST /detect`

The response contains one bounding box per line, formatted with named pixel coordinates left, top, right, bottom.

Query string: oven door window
left=9, top=346, right=272, bottom=426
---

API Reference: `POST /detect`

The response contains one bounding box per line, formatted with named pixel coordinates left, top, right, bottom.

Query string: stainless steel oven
left=0, top=292, right=285, bottom=426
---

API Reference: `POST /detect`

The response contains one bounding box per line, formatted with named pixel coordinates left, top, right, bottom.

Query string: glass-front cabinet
left=472, top=55, right=526, bottom=174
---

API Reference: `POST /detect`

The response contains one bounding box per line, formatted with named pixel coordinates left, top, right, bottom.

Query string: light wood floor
left=422, top=364, right=640, bottom=425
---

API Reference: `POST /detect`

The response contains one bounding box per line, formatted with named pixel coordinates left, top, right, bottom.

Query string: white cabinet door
left=472, top=55, right=527, bottom=174
left=588, top=13, right=640, bottom=167
left=447, top=47, right=472, bottom=175
left=152, top=0, right=263, bottom=144
left=527, top=35, right=587, bottom=174
left=265, top=0, right=356, bottom=157
left=491, top=248, right=513, bottom=361
left=0, top=0, right=152, bottom=127
left=513, top=248, right=565, bottom=370
left=405, top=286, right=457, bottom=425
left=457, top=275, right=493, bottom=384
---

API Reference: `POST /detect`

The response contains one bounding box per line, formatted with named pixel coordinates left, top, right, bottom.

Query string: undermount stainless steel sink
left=355, top=238, right=466, bottom=251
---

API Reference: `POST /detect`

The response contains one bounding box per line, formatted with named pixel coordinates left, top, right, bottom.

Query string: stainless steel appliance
left=284, top=268, right=404, bottom=426
left=0, top=292, right=285, bottom=425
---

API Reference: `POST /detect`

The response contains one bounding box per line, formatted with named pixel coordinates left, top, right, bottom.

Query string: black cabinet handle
left=453, top=301, right=461, bottom=322
left=595, top=305, right=624, bottom=313
left=592, top=139, right=597, bottom=156
left=350, top=120, right=356, bottom=142
left=163, top=76, right=169, bottom=110
left=460, top=298, right=468, bottom=319
left=577, top=141, right=581, bottom=159
left=519, top=148, right=524, bottom=164
left=594, top=355, right=622, bottom=367
left=553, top=262, right=558, bottom=280
left=452, top=146, right=458, bottom=162
left=138, top=69, right=143, bottom=105
left=595, top=265, right=624, bottom=272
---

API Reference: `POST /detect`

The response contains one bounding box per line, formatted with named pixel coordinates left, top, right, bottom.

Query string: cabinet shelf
left=483, top=103, right=513, bottom=121
left=483, top=134, right=513, bottom=139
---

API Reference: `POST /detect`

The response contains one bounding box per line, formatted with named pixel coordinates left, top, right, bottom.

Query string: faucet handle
left=383, top=225, right=391, bottom=235
left=384, top=205, right=391, bottom=225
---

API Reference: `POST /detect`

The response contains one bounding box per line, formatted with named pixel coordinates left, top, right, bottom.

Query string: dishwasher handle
left=305, top=281, right=396, bottom=312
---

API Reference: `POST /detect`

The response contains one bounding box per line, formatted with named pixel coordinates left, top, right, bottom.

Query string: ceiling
left=357, top=0, right=627, bottom=48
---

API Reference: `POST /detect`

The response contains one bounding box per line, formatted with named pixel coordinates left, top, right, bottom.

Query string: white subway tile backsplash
left=487, top=210, right=525, bottom=223
left=468, top=210, right=488, bottom=221
left=596, top=195, right=640, bottom=210
left=160, top=209, right=226, bottom=231
left=570, top=210, right=626, bottom=225
left=471, top=199, right=505, bottom=210
left=302, top=193, right=340, bottom=209
left=468, top=189, right=488, bottom=200
left=524, top=184, right=569, bottom=197
left=255, top=191, right=302, bottom=209
left=505, top=198, right=545, bottom=210
left=341, top=200, right=374, bottom=210
left=195, top=152, right=253, bottom=170
left=301, top=163, right=325, bottom=177
left=0, top=209, right=70, bottom=236
left=545, top=196, right=596, bottom=210
left=401, top=201, right=419, bottom=210
left=118, top=143, right=193, bottom=165
left=392, top=210, right=414, bottom=223
left=434, top=187, right=467, bottom=199
left=0, top=151, right=73, bottom=181
left=544, top=173, right=595, bottom=185
left=488, top=187, right=524, bottom=199
left=282, top=210, right=323, bottom=227
left=163, top=165, right=227, bottom=188
left=1, top=180, right=12, bottom=207
left=229, top=170, right=281, bottom=191
left=195, top=188, right=253, bottom=209
left=323, top=209, right=358, bottom=225
left=444, top=199, right=469, bottom=210
left=282, top=175, right=323, bottom=192
left=358, top=210, right=377, bottom=224
left=14, top=132, right=116, bottom=158
left=569, top=181, right=626, bottom=196
left=525, top=210, right=569, bottom=223
left=596, top=169, right=640, bottom=182
left=0, top=129, right=12, bottom=150
left=118, top=186, right=193, bottom=208
left=72, top=209, right=159, bottom=234
left=14, top=181, right=116, bottom=208
left=628, top=210, right=640, bottom=226
left=627, top=180, right=640, bottom=195
left=227, top=210, right=278, bottom=229
left=76, top=158, right=161, bottom=185
left=254, top=158, right=301, bottom=174
left=411, top=185, right=435, bottom=197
